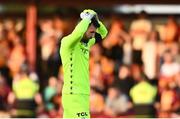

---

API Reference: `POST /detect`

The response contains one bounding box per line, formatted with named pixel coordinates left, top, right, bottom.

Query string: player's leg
left=62, top=94, right=90, bottom=118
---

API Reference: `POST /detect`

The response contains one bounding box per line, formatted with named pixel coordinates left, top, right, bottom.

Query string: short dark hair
left=91, top=16, right=100, bottom=28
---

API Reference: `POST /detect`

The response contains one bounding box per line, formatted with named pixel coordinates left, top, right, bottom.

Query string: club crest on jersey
left=81, top=48, right=88, bottom=55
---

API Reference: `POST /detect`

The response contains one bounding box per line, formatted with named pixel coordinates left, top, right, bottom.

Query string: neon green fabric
left=60, top=18, right=107, bottom=118
left=62, top=94, right=90, bottom=118
left=83, top=9, right=97, bottom=15
left=13, top=77, right=39, bottom=99
left=130, top=81, right=157, bottom=104
left=60, top=19, right=107, bottom=95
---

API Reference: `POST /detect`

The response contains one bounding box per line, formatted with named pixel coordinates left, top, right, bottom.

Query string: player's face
left=85, top=24, right=97, bottom=39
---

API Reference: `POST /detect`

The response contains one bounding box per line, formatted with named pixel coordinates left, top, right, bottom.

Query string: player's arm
left=88, top=20, right=108, bottom=47
left=61, top=9, right=97, bottom=49
left=61, top=19, right=91, bottom=49
left=96, top=21, right=108, bottom=41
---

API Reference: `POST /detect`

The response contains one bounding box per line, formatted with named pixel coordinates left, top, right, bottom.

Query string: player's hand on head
left=83, top=9, right=97, bottom=15
left=80, top=9, right=100, bottom=28
left=80, top=9, right=97, bottom=20
left=85, top=9, right=99, bottom=22
left=85, top=9, right=99, bottom=21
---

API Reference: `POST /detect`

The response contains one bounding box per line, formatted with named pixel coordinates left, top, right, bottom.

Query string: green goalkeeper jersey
left=60, top=19, right=107, bottom=95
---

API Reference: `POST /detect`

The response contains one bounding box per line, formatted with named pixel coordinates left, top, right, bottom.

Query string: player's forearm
left=96, top=21, right=108, bottom=39
left=62, top=19, right=91, bottom=48
left=70, top=19, right=91, bottom=42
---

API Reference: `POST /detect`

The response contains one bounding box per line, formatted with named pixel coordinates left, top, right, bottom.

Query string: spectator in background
left=90, top=44, right=107, bottom=93
left=142, top=31, right=159, bottom=80
left=104, top=18, right=133, bottom=67
left=130, top=64, right=157, bottom=118
left=90, top=87, right=105, bottom=117
left=40, top=35, right=57, bottom=62
left=158, top=49, right=180, bottom=118
left=113, top=65, right=135, bottom=99
left=160, top=50, right=180, bottom=77
left=104, top=17, right=132, bottom=66
left=122, top=33, right=132, bottom=66
left=157, top=17, right=178, bottom=62
left=90, top=43, right=103, bottom=64
left=130, top=11, right=152, bottom=66
left=7, top=30, right=25, bottom=77
left=52, top=16, right=64, bottom=41
left=100, top=56, right=115, bottom=89
left=164, top=16, right=178, bottom=43
left=4, top=19, right=15, bottom=32
left=44, top=76, right=58, bottom=117
left=0, top=73, right=11, bottom=113
left=131, top=64, right=143, bottom=83
left=38, top=19, right=55, bottom=82
left=39, top=19, right=54, bottom=39
left=104, top=86, right=132, bottom=117
left=0, top=21, right=5, bottom=40
left=38, top=19, right=61, bottom=89
left=171, top=72, right=180, bottom=118
left=158, top=85, right=178, bottom=118
left=171, top=42, right=180, bottom=64
left=159, top=50, right=180, bottom=92
left=8, top=64, right=42, bottom=118
left=102, top=18, right=124, bottom=65
left=0, top=39, right=12, bottom=87
left=90, top=62, right=105, bottom=93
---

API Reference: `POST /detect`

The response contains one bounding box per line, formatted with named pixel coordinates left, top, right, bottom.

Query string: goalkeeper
left=60, top=9, right=108, bottom=118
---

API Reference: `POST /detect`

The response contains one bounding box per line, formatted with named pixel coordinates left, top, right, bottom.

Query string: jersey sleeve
left=88, top=21, right=108, bottom=47
left=61, top=19, right=91, bottom=49
left=88, top=38, right=96, bottom=47
left=96, top=21, right=108, bottom=39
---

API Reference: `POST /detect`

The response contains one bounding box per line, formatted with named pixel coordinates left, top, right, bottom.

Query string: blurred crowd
left=0, top=11, right=180, bottom=118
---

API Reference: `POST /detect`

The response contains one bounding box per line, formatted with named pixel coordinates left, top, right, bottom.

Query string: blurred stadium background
left=0, top=0, right=179, bottom=118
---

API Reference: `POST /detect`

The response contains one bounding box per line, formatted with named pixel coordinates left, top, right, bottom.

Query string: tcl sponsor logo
left=76, top=112, right=88, bottom=117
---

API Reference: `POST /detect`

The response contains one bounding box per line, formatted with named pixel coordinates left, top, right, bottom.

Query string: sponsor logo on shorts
left=76, top=112, right=88, bottom=117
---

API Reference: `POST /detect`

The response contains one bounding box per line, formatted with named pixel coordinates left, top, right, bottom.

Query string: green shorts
left=62, top=94, right=90, bottom=118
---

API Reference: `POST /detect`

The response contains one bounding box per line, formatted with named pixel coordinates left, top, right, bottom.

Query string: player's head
left=84, top=22, right=97, bottom=40
left=81, top=9, right=100, bottom=41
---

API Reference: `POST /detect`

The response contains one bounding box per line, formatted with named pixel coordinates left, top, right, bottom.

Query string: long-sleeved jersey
left=60, top=19, right=107, bottom=95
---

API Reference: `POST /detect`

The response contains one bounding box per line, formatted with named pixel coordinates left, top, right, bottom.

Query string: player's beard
left=81, top=38, right=89, bottom=43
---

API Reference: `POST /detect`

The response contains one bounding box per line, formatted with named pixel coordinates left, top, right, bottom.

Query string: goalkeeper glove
left=80, top=9, right=100, bottom=28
